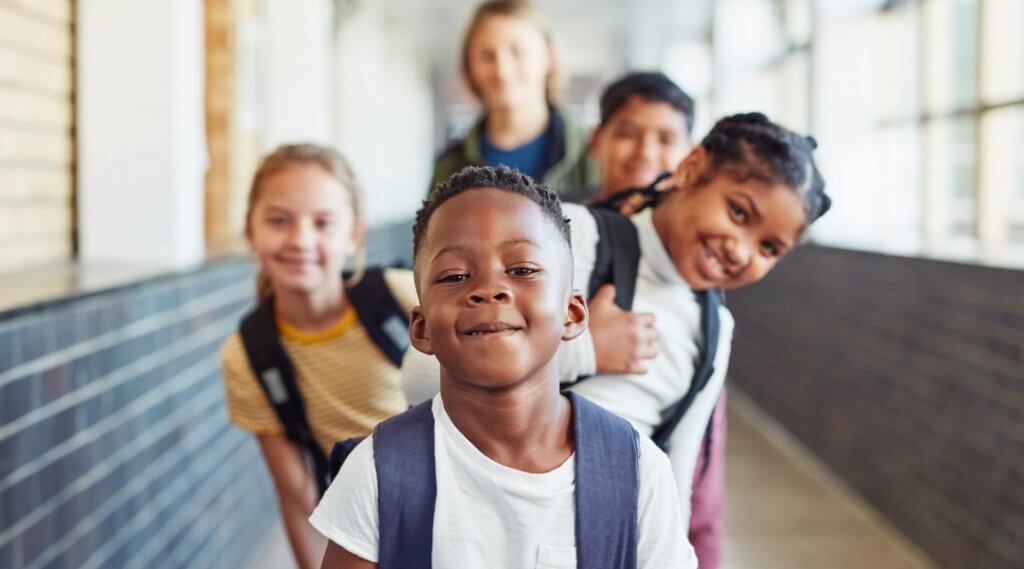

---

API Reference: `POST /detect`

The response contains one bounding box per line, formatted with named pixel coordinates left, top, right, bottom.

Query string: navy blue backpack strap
left=239, top=300, right=331, bottom=496
left=373, top=400, right=436, bottom=569
left=568, top=391, right=639, bottom=569
left=650, top=288, right=722, bottom=450
left=586, top=208, right=641, bottom=311
left=346, top=267, right=410, bottom=367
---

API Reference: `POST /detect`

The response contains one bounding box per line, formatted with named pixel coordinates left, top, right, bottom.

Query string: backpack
left=238, top=267, right=410, bottom=496
left=583, top=190, right=723, bottom=472
left=332, top=391, right=640, bottom=569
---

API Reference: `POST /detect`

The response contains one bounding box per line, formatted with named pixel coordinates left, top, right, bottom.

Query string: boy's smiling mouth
left=459, top=321, right=524, bottom=338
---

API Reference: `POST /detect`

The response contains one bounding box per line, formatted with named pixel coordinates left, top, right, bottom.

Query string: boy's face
left=589, top=95, right=693, bottom=200
left=411, top=189, right=587, bottom=390
left=654, top=148, right=807, bottom=291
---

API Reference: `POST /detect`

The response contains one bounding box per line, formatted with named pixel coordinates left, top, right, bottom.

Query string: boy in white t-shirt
left=310, top=166, right=696, bottom=569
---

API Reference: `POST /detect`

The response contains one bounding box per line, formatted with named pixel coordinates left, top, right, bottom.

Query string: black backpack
left=237, top=267, right=410, bottom=496
left=582, top=194, right=723, bottom=471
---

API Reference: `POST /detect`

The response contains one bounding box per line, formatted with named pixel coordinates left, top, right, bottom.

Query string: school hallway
left=250, top=390, right=935, bottom=569
left=722, top=393, right=934, bottom=569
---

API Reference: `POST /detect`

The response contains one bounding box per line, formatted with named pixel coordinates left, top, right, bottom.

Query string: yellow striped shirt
left=220, top=268, right=418, bottom=455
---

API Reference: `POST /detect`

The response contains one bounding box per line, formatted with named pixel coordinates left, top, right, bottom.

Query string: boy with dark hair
left=582, top=71, right=695, bottom=204
left=312, top=165, right=696, bottom=568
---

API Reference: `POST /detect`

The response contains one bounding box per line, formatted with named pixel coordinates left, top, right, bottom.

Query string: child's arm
left=663, top=310, right=734, bottom=528
left=636, top=438, right=699, bottom=569
left=320, top=543, right=376, bottom=569
left=309, top=438, right=380, bottom=569
left=257, top=435, right=328, bottom=569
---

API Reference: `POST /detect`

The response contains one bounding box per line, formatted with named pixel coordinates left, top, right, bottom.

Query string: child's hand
left=589, top=285, right=658, bottom=374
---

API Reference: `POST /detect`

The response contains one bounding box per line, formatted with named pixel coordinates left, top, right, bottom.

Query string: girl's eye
left=761, top=241, right=779, bottom=257
left=729, top=203, right=748, bottom=223
left=438, top=273, right=468, bottom=284
left=315, top=219, right=335, bottom=231
left=268, top=217, right=288, bottom=227
left=508, top=266, right=539, bottom=277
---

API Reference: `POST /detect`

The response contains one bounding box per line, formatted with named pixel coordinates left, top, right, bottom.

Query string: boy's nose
left=469, top=287, right=511, bottom=304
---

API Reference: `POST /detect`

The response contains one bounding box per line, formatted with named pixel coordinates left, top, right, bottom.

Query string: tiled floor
left=724, top=393, right=935, bottom=569
left=252, top=394, right=937, bottom=569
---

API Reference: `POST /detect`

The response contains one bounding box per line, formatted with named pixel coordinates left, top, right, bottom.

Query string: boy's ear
left=561, top=291, right=589, bottom=342
left=587, top=127, right=603, bottom=159
left=409, top=306, right=435, bottom=355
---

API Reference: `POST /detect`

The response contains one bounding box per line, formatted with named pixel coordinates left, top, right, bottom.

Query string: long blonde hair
left=460, top=0, right=565, bottom=105
left=245, top=143, right=366, bottom=301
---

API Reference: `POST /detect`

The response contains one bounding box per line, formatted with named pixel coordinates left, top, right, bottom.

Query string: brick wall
left=0, top=221, right=413, bottom=568
left=0, top=0, right=76, bottom=273
left=0, top=260, right=276, bottom=569
left=726, top=245, right=1024, bottom=569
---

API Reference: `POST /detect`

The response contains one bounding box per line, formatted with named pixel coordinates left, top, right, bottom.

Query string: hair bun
left=805, top=135, right=818, bottom=150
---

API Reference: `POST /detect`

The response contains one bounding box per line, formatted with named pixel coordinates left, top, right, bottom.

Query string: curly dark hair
left=697, top=112, right=831, bottom=223
left=413, top=165, right=571, bottom=261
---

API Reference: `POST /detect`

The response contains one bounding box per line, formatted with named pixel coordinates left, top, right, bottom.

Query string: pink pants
left=689, top=391, right=727, bottom=569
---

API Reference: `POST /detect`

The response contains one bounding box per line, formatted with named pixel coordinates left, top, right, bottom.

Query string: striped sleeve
left=220, top=333, right=285, bottom=436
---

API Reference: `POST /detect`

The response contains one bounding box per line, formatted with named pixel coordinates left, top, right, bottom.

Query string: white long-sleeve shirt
left=400, top=204, right=734, bottom=527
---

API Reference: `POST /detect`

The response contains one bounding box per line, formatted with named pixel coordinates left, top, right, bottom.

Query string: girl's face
left=653, top=148, right=807, bottom=291
left=248, top=164, right=361, bottom=297
left=466, top=15, right=551, bottom=111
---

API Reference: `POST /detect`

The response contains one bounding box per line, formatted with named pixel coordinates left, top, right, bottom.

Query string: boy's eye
left=729, top=203, right=748, bottom=223
left=508, top=266, right=539, bottom=278
left=437, top=272, right=468, bottom=284
left=761, top=241, right=780, bottom=257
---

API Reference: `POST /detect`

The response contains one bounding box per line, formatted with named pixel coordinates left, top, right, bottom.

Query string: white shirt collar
left=633, top=208, right=686, bottom=286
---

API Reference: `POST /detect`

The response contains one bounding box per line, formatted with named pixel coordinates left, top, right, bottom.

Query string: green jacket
left=430, top=108, right=598, bottom=198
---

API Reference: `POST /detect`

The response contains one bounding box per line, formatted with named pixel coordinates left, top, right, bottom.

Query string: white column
left=265, top=0, right=333, bottom=146
left=77, top=0, right=206, bottom=266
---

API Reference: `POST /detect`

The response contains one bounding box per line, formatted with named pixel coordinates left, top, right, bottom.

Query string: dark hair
left=599, top=72, right=695, bottom=135
left=413, top=165, right=571, bottom=260
left=696, top=112, right=831, bottom=223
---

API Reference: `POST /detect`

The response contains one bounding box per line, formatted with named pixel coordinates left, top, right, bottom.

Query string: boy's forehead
left=606, top=95, right=687, bottom=128
left=418, top=189, right=567, bottom=261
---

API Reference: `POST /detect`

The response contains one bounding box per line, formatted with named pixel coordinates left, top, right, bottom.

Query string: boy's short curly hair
left=413, top=166, right=572, bottom=261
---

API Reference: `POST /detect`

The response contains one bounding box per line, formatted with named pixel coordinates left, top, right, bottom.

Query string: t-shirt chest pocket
left=536, top=545, right=577, bottom=568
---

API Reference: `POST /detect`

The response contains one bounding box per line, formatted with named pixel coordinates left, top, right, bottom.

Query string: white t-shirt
left=309, top=395, right=697, bottom=569
left=400, top=205, right=734, bottom=527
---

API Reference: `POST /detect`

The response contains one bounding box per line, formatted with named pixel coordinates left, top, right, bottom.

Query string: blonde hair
left=460, top=0, right=565, bottom=105
left=245, top=143, right=366, bottom=301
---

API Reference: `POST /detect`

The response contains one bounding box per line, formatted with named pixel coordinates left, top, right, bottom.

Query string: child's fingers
left=636, top=343, right=658, bottom=360
left=626, top=362, right=649, bottom=375
left=634, top=312, right=655, bottom=328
